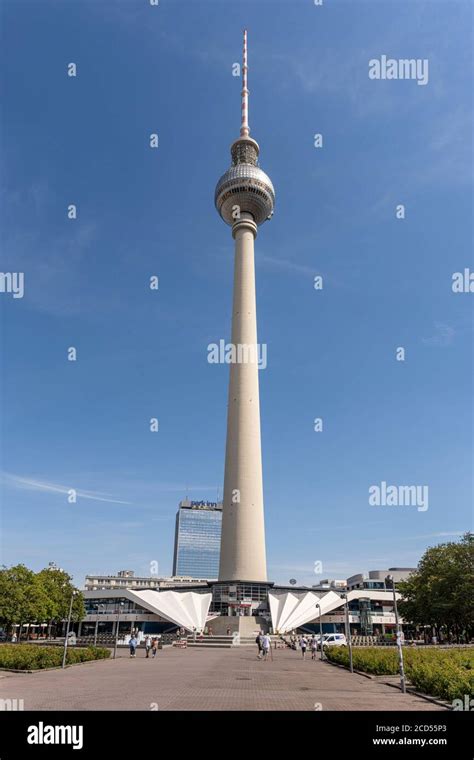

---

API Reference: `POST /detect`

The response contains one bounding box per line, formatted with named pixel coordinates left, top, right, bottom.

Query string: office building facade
left=172, top=500, right=223, bottom=579
left=84, top=569, right=208, bottom=592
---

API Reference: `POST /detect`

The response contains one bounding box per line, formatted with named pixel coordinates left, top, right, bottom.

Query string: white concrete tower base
left=219, top=212, right=267, bottom=582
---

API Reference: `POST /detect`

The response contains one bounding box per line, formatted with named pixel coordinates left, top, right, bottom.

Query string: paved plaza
left=0, top=646, right=446, bottom=711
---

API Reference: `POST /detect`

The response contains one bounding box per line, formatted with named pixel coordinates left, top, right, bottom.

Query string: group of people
left=128, top=635, right=159, bottom=658
left=255, top=631, right=272, bottom=660
left=256, top=632, right=323, bottom=661
left=288, top=634, right=320, bottom=660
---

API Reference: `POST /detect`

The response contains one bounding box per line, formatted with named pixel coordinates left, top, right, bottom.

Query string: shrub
left=407, top=659, right=474, bottom=702
left=324, top=646, right=474, bottom=701
left=0, top=645, right=110, bottom=670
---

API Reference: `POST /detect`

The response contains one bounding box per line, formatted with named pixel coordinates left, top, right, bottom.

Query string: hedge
left=0, top=645, right=111, bottom=670
left=325, top=646, right=474, bottom=701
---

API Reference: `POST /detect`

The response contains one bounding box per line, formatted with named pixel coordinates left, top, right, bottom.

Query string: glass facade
left=84, top=597, right=152, bottom=615
left=172, top=502, right=222, bottom=579
left=210, top=582, right=270, bottom=615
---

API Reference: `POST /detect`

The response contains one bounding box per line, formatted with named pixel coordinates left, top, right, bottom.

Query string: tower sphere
left=215, top=137, right=275, bottom=227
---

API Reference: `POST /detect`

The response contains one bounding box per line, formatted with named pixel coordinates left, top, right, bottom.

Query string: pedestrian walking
left=144, top=635, right=151, bottom=658
left=256, top=631, right=263, bottom=659
left=261, top=633, right=271, bottom=661
left=310, top=635, right=318, bottom=660
left=129, top=635, right=138, bottom=658
left=151, top=637, right=158, bottom=658
left=300, top=636, right=308, bottom=659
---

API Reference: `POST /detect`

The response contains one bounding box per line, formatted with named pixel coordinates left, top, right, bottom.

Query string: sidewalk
left=0, top=646, right=447, bottom=711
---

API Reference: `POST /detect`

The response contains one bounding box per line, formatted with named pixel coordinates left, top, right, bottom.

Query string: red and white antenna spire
left=240, top=29, right=250, bottom=137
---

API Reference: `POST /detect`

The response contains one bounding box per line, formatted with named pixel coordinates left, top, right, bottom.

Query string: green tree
left=398, top=533, right=474, bottom=641
left=36, top=566, right=85, bottom=637
left=0, top=564, right=49, bottom=637
left=0, top=564, right=84, bottom=639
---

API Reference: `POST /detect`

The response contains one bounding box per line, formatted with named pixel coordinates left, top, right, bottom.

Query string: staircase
left=200, top=615, right=269, bottom=636
left=187, top=634, right=275, bottom=649
left=186, top=635, right=222, bottom=649
left=238, top=615, right=268, bottom=637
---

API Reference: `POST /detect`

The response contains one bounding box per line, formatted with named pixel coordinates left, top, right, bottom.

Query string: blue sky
left=1, top=0, right=472, bottom=587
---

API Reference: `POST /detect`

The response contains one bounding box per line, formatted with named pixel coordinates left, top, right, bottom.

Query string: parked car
left=316, top=633, right=331, bottom=650
left=322, top=633, right=347, bottom=648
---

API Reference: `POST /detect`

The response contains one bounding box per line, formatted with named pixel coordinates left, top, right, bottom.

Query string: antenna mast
left=240, top=29, right=250, bottom=137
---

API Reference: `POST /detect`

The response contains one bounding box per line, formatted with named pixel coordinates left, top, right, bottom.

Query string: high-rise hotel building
left=172, top=500, right=223, bottom=579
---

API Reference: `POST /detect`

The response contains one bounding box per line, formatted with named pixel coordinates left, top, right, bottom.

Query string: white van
left=323, top=633, right=347, bottom=647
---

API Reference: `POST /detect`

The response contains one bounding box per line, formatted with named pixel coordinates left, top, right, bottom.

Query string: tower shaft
left=215, top=31, right=274, bottom=585
left=219, top=213, right=267, bottom=581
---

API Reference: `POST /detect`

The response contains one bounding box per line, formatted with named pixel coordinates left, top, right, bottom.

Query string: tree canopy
left=397, top=533, right=473, bottom=638
left=0, top=564, right=84, bottom=634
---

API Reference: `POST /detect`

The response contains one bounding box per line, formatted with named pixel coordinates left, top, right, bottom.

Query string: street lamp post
left=386, top=574, right=406, bottom=693
left=341, top=593, right=354, bottom=673
left=61, top=590, right=77, bottom=669
left=113, top=602, right=125, bottom=660
left=315, top=603, right=325, bottom=661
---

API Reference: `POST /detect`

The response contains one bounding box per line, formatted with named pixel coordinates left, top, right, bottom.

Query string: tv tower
left=215, top=30, right=275, bottom=582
